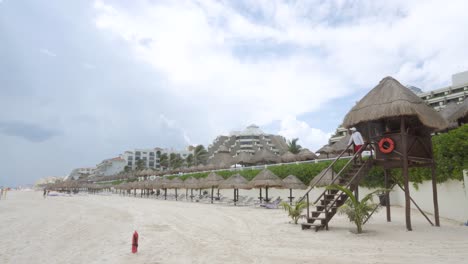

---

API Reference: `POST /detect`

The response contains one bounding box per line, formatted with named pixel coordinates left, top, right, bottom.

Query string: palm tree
left=159, top=153, right=169, bottom=169
left=326, top=184, right=383, bottom=234
left=186, top=154, right=194, bottom=167
left=280, top=201, right=308, bottom=224
left=287, top=138, right=302, bottom=154
left=193, top=145, right=208, bottom=165
left=170, top=153, right=183, bottom=169
left=135, top=159, right=146, bottom=171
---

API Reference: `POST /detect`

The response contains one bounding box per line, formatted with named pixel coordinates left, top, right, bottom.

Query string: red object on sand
left=132, top=231, right=139, bottom=253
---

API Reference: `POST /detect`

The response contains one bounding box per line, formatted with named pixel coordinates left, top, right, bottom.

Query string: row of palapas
left=46, top=169, right=335, bottom=203
left=94, top=148, right=319, bottom=183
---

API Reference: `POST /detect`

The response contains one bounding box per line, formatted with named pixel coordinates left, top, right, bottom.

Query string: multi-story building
left=207, top=124, right=289, bottom=158
left=418, top=71, right=468, bottom=111
left=120, top=147, right=193, bottom=170
left=120, top=148, right=163, bottom=170
left=66, top=167, right=95, bottom=180
left=95, top=157, right=126, bottom=176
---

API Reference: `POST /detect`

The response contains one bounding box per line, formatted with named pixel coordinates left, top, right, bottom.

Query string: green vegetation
left=280, top=201, right=308, bottom=224
left=327, top=184, right=383, bottom=234
left=287, top=138, right=302, bottom=154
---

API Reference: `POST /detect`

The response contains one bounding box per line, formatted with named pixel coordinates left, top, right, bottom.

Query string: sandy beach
left=1, top=191, right=467, bottom=264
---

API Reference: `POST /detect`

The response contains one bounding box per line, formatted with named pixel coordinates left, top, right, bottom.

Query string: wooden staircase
left=299, top=142, right=374, bottom=232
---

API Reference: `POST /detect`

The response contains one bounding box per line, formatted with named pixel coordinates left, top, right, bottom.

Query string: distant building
left=66, top=167, right=95, bottom=180
left=207, top=124, right=289, bottom=159
left=95, top=157, right=126, bottom=176
left=120, top=147, right=193, bottom=170
left=418, top=71, right=468, bottom=111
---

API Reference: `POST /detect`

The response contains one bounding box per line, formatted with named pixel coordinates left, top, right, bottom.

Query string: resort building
left=207, top=124, right=289, bottom=159
left=66, top=167, right=95, bottom=180
left=95, top=157, right=126, bottom=176
left=418, top=70, right=468, bottom=111
left=120, top=147, right=193, bottom=170
left=120, top=148, right=164, bottom=170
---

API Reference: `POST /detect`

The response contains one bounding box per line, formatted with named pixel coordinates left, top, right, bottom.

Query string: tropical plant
left=159, top=153, right=169, bottom=169
left=124, top=166, right=132, bottom=173
left=135, top=159, right=146, bottom=170
left=326, top=184, right=384, bottom=234
left=194, top=145, right=208, bottom=165
left=287, top=138, right=302, bottom=154
left=170, top=153, right=183, bottom=169
left=186, top=153, right=194, bottom=167
left=280, top=201, right=308, bottom=224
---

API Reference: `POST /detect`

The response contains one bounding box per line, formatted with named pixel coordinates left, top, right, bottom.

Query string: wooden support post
left=306, top=193, right=310, bottom=218
left=265, top=187, right=269, bottom=202
left=175, top=188, right=178, bottom=201
left=211, top=186, right=214, bottom=204
left=401, top=117, right=412, bottom=231
left=431, top=164, right=440, bottom=226
left=384, top=169, right=391, bottom=222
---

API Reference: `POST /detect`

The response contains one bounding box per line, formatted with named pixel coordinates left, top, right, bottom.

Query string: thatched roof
left=252, top=149, right=280, bottom=164
left=218, top=174, right=251, bottom=189
left=316, top=145, right=334, bottom=154
left=330, top=135, right=351, bottom=153
left=309, top=168, right=335, bottom=187
left=235, top=152, right=254, bottom=165
left=281, top=151, right=297, bottom=163
left=448, top=98, right=468, bottom=122
left=203, top=172, right=225, bottom=188
left=439, top=102, right=460, bottom=129
left=297, top=148, right=318, bottom=161
left=184, top=177, right=200, bottom=189
left=208, top=152, right=235, bottom=167
left=343, top=76, right=448, bottom=131
left=169, top=177, right=183, bottom=188
left=249, top=169, right=283, bottom=188
left=160, top=177, right=172, bottom=188
left=282, top=175, right=307, bottom=190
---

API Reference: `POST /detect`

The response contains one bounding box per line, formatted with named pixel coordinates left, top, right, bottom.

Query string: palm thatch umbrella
left=169, top=177, right=183, bottom=201
left=218, top=174, right=251, bottom=205
left=316, top=144, right=334, bottom=158
left=342, top=76, right=448, bottom=131
left=208, top=146, right=235, bottom=168
left=252, top=149, right=281, bottom=164
left=282, top=175, right=307, bottom=205
left=447, top=98, right=468, bottom=126
left=203, top=172, right=225, bottom=203
left=439, top=102, right=461, bottom=129
left=281, top=151, right=297, bottom=163
left=309, top=168, right=334, bottom=187
left=250, top=169, right=283, bottom=203
left=184, top=177, right=200, bottom=201
left=235, top=152, right=254, bottom=166
left=297, top=148, right=318, bottom=161
left=160, top=177, right=171, bottom=200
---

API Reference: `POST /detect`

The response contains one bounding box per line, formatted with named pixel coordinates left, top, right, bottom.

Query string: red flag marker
left=132, top=231, right=138, bottom=253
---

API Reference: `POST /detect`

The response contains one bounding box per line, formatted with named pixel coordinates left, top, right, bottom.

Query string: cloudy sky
left=1, top=0, right=468, bottom=187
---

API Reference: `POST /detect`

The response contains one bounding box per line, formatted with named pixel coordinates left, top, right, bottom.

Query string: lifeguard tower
left=301, top=77, right=448, bottom=231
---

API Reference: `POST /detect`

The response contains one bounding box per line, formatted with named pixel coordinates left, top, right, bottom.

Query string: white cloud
left=92, top=0, right=468, bottom=147
left=39, top=48, right=57, bottom=57
left=278, top=116, right=332, bottom=152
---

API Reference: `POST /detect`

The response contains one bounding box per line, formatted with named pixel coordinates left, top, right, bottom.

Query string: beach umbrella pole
left=191, top=189, right=193, bottom=201
left=175, top=188, right=178, bottom=201
left=289, top=188, right=293, bottom=205
left=265, top=187, right=269, bottom=202
left=259, top=188, right=263, bottom=203
left=211, top=186, right=214, bottom=204
left=164, top=188, right=167, bottom=200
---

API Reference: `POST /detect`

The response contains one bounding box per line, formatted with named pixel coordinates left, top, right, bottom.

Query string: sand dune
left=1, top=191, right=467, bottom=264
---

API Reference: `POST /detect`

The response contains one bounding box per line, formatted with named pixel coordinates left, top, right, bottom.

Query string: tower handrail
left=298, top=142, right=365, bottom=203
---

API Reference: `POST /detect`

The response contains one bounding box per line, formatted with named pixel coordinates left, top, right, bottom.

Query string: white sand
left=1, top=191, right=467, bottom=264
